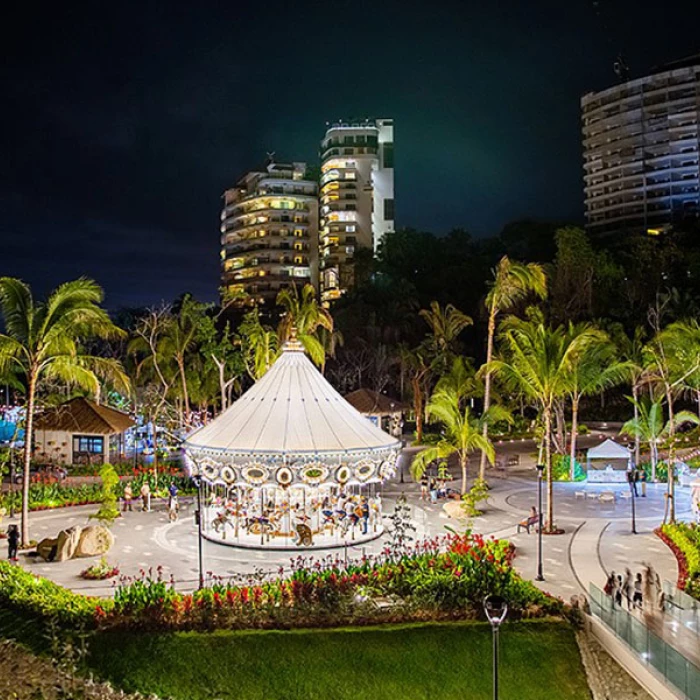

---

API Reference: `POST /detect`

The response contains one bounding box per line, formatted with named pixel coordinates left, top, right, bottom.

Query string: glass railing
left=589, top=583, right=700, bottom=699
left=662, top=580, right=700, bottom=637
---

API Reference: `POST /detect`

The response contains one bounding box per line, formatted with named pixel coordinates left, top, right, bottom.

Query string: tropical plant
left=487, top=317, right=601, bottom=531
left=0, top=278, right=129, bottom=546
left=277, top=283, right=333, bottom=368
left=563, top=324, right=631, bottom=479
left=479, top=257, right=547, bottom=480
left=410, top=383, right=510, bottom=494
left=90, top=463, right=120, bottom=526
left=419, top=301, right=472, bottom=374
left=620, top=397, right=699, bottom=522
left=237, top=308, right=279, bottom=380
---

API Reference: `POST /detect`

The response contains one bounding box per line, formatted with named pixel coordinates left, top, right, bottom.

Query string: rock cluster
left=36, top=525, right=114, bottom=562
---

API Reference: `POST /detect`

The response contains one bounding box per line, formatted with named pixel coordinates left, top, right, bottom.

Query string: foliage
left=80, top=557, right=120, bottom=581
left=90, top=464, right=120, bottom=526
left=659, top=523, right=700, bottom=599
left=386, top=496, right=416, bottom=553
left=0, top=480, right=104, bottom=512
left=0, top=535, right=566, bottom=636
left=551, top=455, right=585, bottom=482
left=461, top=478, right=489, bottom=516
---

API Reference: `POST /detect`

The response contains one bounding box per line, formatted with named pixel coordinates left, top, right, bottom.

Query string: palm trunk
left=479, top=310, right=496, bottom=481
left=650, top=439, right=657, bottom=482
left=632, top=384, right=640, bottom=467
left=666, top=389, right=676, bottom=524
left=412, top=376, right=424, bottom=444
left=569, top=398, right=579, bottom=481
left=178, top=358, right=190, bottom=428
left=544, top=406, right=554, bottom=532
left=21, top=372, right=37, bottom=547
left=461, top=454, right=468, bottom=495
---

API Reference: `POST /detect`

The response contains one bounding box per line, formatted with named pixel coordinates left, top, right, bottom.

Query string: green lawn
left=89, top=620, right=591, bottom=700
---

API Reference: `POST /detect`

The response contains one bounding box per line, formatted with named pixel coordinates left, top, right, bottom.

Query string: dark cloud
left=1, top=0, right=698, bottom=308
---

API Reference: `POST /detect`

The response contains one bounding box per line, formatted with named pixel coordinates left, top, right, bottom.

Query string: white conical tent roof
left=184, top=343, right=401, bottom=458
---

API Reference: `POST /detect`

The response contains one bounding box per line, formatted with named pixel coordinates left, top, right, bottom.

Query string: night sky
left=2, top=1, right=698, bottom=308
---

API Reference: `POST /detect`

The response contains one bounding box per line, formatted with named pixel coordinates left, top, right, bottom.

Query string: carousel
left=183, top=338, right=401, bottom=550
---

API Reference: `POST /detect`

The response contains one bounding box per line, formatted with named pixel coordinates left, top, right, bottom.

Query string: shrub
left=461, top=478, right=489, bottom=517
left=551, top=455, right=585, bottom=482
left=660, top=523, right=700, bottom=599
left=80, top=557, right=119, bottom=581
left=90, top=464, right=120, bottom=526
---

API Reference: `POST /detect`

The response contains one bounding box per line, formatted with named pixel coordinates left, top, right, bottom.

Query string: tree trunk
left=569, top=398, right=579, bottom=481
left=544, top=406, right=554, bottom=532
left=479, top=310, right=496, bottom=481
left=178, top=358, right=190, bottom=428
left=650, top=439, right=657, bottom=483
left=21, top=372, right=37, bottom=547
left=666, top=388, right=676, bottom=524
left=460, top=454, right=468, bottom=495
left=412, top=376, right=424, bottom=444
left=632, top=384, right=641, bottom=468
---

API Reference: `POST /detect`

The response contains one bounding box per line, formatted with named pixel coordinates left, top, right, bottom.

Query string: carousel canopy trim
left=184, top=343, right=401, bottom=457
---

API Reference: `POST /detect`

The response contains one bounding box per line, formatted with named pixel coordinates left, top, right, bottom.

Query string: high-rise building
left=581, top=57, right=700, bottom=238
left=319, top=118, right=394, bottom=303
left=220, top=160, right=318, bottom=304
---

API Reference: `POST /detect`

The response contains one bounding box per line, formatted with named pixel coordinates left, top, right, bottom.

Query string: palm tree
left=613, top=325, right=647, bottom=467
left=487, top=318, right=600, bottom=531
left=238, top=309, right=279, bottom=380
left=479, top=257, right=547, bottom=480
left=0, top=278, right=128, bottom=545
left=277, top=283, right=333, bottom=367
left=564, top=324, right=631, bottom=479
left=419, top=301, right=472, bottom=374
left=620, top=397, right=699, bottom=522
left=401, top=342, right=433, bottom=444
left=410, top=383, right=509, bottom=494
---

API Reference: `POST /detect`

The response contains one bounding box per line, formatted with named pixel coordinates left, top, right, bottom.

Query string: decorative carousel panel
left=354, top=460, right=376, bottom=482
left=301, top=464, right=329, bottom=486
left=276, top=466, right=293, bottom=487
left=201, top=460, right=221, bottom=482
left=242, top=464, right=270, bottom=485
left=336, top=464, right=352, bottom=485
left=220, top=465, right=236, bottom=485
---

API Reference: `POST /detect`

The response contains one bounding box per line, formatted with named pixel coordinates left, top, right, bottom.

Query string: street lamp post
left=484, top=595, right=508, bottom=700
left=536, top=463, right=545, bottom=581
left=192, top=474, right=204, bottom=589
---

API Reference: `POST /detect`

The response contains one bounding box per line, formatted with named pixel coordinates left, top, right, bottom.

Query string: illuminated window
left=294, top=256, right=303, bottom=264
left=346, top=225, right=356, bottom=232
left=294, top=229, right=303, bottom=237
left=294, top=242, right=303, bottom=251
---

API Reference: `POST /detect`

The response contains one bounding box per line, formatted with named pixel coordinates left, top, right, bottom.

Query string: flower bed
left=1, top=534, right=567, bottom=634
left=657, top=523, right=700, bottom=599
left=0, top=482, right=104, bottom=513
left=80, top=558, right=120, bottom=581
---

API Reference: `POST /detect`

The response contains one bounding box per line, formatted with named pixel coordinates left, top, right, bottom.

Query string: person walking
left=643, top=564, right=654, bottom=613
left=7, top=523, right=19, bottom=562
left=140, top=481, right=151, bottom=512
left=604, top=570, right=616, bottom=597
left=633, top=572, right=643, bottom=610
left=123, top=483, right=133, bottom=512
left=623, top=568, right=634, bottom=610
left=614, top=575, right=623, bottom=606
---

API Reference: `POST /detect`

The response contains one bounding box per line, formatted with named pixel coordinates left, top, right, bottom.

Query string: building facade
left=319, top=118, right=394, bottom=303
left=220, top=160, right=318, bottom=304
left=581, top=58, right=700, bottom=238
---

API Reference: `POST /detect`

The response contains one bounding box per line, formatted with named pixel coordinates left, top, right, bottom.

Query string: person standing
left=7, top=523, right=19, bottom=562
left=361, top=497, right=369, bottom=535
left=639, top=469, right=647, bottom=497
left=123, top=483, right=133, bottom=512
left=604, top=570, right=616, bottom=597
left=614, top=575, right=623, bottom=606
left=140, top=481, right=151, bottom=512
left=420, top=472, right=428, bottom=501
left=623, top=568, right=634, bottom=610
left=633, top=572, right=643, bottom=610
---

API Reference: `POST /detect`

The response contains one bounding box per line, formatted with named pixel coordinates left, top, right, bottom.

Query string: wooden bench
left=517, top=515, right=539, bottom=534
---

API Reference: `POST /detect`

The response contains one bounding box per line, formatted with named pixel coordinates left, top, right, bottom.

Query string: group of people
left=604, top=564, right=665, bottom=613
left=419, top=472, right=458, bottom=503
left=121, top=481, right=179, bottom=521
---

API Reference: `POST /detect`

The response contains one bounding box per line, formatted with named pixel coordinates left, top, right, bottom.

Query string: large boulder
left=55, top=526, right=82, bottom=562
left=74, top=525, right=114, bottom=558
left=36, top=537, right=58, bottom=562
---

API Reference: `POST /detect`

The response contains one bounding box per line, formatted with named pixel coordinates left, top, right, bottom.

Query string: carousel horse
left=212, top=510, right=232, bottom=534
left=294, top=522, right=313, bottom=546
